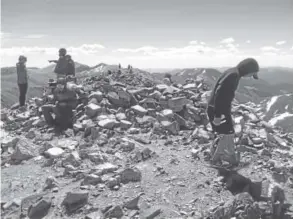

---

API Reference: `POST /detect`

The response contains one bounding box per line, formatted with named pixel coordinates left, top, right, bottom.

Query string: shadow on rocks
left=214, top=167, right=292, bottom=219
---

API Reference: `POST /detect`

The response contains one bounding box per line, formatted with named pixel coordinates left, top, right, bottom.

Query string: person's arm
left=48, top=60, right=58, bottom=63
left=213, top=73, right=238, bottom=118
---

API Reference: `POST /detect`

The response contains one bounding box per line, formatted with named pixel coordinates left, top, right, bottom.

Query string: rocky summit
left=1, top=69, right=293, bottom=219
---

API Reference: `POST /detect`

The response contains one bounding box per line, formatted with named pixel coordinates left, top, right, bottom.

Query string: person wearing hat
left=41, top=76, right=78, bottom=132
left=207, top=58, right=259, bottom=167
left=48, top=48, right=69, bottom=79
left=16, top=55, right=28, bottom=107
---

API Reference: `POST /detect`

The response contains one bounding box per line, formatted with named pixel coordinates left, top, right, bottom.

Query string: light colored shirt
left=16, top=63, right=28, bottom=84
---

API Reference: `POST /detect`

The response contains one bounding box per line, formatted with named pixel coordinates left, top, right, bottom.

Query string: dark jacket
left=67, top=60, right=75, bottom=76
left=16, top=62, right=28, bottom=84
left=208, top=58, right=259, bottom=117
left=53, top=85, right=78, bottom=108
left=54, top=57, right=69, bottom=75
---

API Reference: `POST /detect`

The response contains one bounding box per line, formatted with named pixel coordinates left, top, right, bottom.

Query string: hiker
left=163, top=73, right=174, bottom=86
left=48, top=48, right=69, bottom=79
left=16, top=55, right=28, bottom=107
left=118, top=63, right=121, bottom=69
left=41, top=77, right=78, bottom=132
left=65, top=55, right=75, bottom=77
left=207, top=58, right=259, bottom=167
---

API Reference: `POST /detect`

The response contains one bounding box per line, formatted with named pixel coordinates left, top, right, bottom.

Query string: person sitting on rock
left=164, top=73, right=173, bottom=83
left=207, top=58, right=260, bottom=167
left=41, top=77, right=78, bottom=132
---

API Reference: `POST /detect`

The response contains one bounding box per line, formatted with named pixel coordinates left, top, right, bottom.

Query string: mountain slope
left=156, top=67, right=292, bottom=104
left=1, top=63, right=158, bottom=107
left=1, top=62, right=90, bottom=108
left=259, top=93, right=293, bottom=132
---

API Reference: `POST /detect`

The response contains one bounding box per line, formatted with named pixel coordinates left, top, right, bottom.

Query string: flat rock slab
left=140, top=206, right=162, bottom=219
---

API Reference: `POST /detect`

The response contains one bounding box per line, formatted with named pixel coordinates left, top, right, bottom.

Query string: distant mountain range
left=1, top=63, right=293, bottom=108
left=152, top=67, right=293, bottom=103
left=259, top=93, right=293, bottom=132
left=1, top=62, right=91, bottom=107
left=1, top=63, right=158, bottom=107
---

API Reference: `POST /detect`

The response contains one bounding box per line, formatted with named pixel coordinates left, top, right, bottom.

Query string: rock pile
left=1, top=70, right=293, bottom=219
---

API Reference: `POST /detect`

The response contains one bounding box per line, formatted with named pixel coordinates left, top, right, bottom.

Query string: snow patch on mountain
left=266, top=95, right=280, bottom=112
left=269, top=112, right=293, bottom=126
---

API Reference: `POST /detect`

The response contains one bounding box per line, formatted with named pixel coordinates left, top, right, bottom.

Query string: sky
left=1, top=0, right=293, bottom=68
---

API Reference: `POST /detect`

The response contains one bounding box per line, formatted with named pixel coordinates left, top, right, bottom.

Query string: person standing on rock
left=65, top=55, right=75, bottom=77
left=16, top=55, right=28, bottom=108
left=207, top=58, right=260, bottom=167
left=48, top=48, right=70, bottom=79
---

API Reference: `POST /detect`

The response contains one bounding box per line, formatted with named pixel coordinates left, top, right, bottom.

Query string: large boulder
left=119, top=167, right=142, bottom=184
left=168, top=97, right=189, bottom=112
left=11, top=138, right=38, bottom=164
left=85, top=103, right=102, bottom=118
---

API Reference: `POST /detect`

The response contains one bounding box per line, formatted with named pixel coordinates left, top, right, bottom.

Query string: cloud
left=68, top=44, right=105, bottom=54
left=225, top=43, right=239, bottom=53
left=291, top=46, right=293, bottom=50
left=200, top=42, right=206, bottom=45
left=23, top=34, right=47, bottom=39
left=220, top=37, right=235, bottom=44
left=189, top=41, right=198, bottom=45
left=260, top=46, right=280, bottom=52
left=1, top=44, right=105, bottom=56
left=115, top=46, right=158, bottom=54
left=276, top=41, right=286, bottom=46
left=246, top=40, right=251, bottom=43
left=1, top=32, right=11, bottom=39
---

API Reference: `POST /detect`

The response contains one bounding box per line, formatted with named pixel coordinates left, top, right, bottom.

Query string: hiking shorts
left=207, top=105, right=234, bottom=135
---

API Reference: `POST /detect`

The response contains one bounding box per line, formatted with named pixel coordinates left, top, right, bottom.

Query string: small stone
left=56, top=139, right=78, bottom=150
left=1, top=136, right=19, bottom=151
left=25, top=131, right=36, bottom=139
left=85, top=103, right=102, bottom=118
left=168, top=97, right=189, bottom=112
left=259, top=149, right=272, bottom=157
left=62, top=191, right=89, bottom=212
left=106, top=177, right=120, bottom=189
left=191, top=148, right=200, bottom=159
left=128, top=128, right=140, bottom=134
left=120, top=120, right=132, bottom=129
left=94, top=162, right=119, bottom=174
left=251, top=137, right=263, bottom=144
left=11, top=139, right=38, bottom=163
left=62, top=151, right=81, bottom=167
left=45, top=147, right=65, bottom=158
left=85, top=210, right=103, bottom=219
left=82, top=174, right=102, bottom=186
left=124, top=195, right=141, bottom=210
left=88, top=152, right=108, bottom=164
left=104, top=205, right=124, bottom=218
left=120, top=139, right=135, bottom=152
left=141, top=206, right=162, bottom=219
left=161, top=120, right=179, bottom=135
left=119, top=167, right=142, bottom=183
left=131, top=105, right=148, bottom=116
left=89, top=91, right=103, bottom=102
left=116, top=113, right=127, bottom=121
left=98, top=119, right=119, bottom=129
left=28, top=198, right=51, bottom=219
left=44, top=176, right=58, bottom=190
left=142, top=147, right=152, bottom=160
